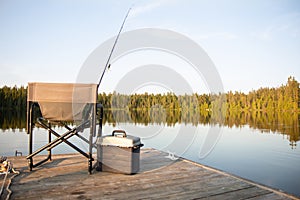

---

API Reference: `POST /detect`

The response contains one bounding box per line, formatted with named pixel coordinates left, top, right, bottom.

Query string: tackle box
left=96, top=130, right=143, bottom=174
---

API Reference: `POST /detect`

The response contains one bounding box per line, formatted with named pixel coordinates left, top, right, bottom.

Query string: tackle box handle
left=112, top=130, right=127, bottom=137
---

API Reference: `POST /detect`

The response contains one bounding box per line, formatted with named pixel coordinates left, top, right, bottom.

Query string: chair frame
left=26, top=83, right=103, bottom=174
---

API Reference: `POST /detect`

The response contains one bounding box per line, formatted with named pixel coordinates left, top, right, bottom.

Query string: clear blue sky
left=0, top=0, right=299, bottom=93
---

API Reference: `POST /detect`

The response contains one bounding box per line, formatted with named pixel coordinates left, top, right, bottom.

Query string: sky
left=0, top=0, right=299, bottom=94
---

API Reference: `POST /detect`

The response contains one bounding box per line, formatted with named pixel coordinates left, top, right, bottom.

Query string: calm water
left=1, top=122, right=299, bottom=197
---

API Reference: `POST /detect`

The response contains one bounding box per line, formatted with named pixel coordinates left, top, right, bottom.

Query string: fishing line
left=98, top=5, right=133, bottom=88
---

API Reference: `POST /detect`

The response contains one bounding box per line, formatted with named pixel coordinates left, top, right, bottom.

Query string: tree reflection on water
left=0, top=108, right=298, bottom=148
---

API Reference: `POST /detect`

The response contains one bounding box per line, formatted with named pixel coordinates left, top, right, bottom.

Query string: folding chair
left=26, top=82, right=103, bottom=174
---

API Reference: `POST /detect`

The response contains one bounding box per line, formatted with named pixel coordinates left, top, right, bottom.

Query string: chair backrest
left=27, top=82, right=98, bottom=121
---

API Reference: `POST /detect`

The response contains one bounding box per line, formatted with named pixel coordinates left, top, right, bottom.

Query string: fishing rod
left=97, top=6, right=132, bottom=88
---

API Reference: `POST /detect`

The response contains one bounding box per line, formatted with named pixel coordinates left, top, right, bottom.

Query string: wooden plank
left=96, top=172, right=221, bottom=198
left=204, top=186, right=272, bottom=200
left=248, top=193, right=293, bottom=200
left=104, top=176, right=250, bottom=199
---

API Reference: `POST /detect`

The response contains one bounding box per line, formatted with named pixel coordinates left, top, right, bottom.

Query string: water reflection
left=0, top=109, right=299, bottom=147
left=0, top=110, right=26, bottom=132
left=225, top=111, right=299, bottom=148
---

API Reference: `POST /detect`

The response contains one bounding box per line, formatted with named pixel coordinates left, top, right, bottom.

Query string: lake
left=0, top=113, right=299, bottom=197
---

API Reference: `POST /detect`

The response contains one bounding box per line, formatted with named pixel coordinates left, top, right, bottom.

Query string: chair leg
left=88, top=154, right=93, bottom=174
left=88, top=104, right=97, bottom=174
left=28, top=131, right=33, bottom=171
left=27, top=101, right=34, bottom=171
left=48, top=122, right=52, bottom=161
left=28, top=158, right=33, bottom=171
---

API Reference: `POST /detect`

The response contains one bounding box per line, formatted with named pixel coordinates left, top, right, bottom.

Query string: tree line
left=0, top=85, right=27, bottom=112
left=226, top=76, right=299, bottom=113
left=99, top=76, right=299, bottom=113
left=0, top=76, right=298, bottom=114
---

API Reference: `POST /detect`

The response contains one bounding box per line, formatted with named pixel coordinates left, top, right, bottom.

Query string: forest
left=98, top=76, right=299, bottom=113
left=0, top=77, right=299, bottom=146
left=0, top=76, right=298, bottom=114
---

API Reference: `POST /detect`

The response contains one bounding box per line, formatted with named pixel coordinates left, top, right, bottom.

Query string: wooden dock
left=1, top=149, right=298, bottom=200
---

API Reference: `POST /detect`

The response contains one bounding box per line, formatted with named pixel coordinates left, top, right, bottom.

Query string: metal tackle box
left=97, top=130, right=143, bottom=174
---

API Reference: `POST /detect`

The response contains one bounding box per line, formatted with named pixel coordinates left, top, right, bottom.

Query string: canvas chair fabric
left=27, top=82, right=98, bottom=121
